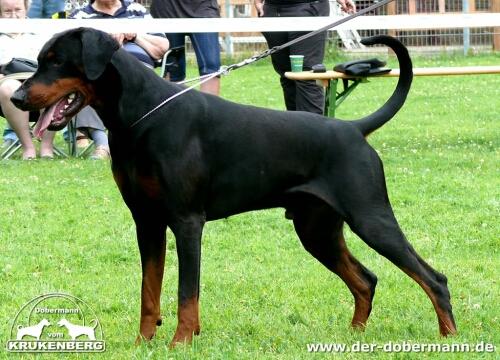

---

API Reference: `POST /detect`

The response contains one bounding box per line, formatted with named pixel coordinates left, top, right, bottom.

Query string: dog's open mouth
left=34, top=92, right=84, bottom=138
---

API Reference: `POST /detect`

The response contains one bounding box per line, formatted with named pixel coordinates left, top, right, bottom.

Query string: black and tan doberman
left=11, top=27, right=456, bottom=347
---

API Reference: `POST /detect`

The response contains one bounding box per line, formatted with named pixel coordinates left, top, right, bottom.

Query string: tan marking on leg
left=169, top=297, right=200, bottom=348
left=403, top=269, right=457, bottom=336
left=336, top=242, right=374, bottom=329
left=136, top=245, right=166, bottom=344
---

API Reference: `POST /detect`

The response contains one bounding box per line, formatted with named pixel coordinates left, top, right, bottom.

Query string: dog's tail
left=350, top=35, right=413, bottom=137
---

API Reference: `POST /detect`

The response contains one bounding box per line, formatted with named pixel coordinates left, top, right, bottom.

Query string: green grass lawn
left=0, top=52, right=499, bottom=359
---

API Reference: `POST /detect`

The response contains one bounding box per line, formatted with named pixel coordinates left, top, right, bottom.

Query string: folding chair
left=159, top=46, right=185, bottom=79
left=1, top=123, right=69, bottom=159
left=65, top=114, right=95, bottom=158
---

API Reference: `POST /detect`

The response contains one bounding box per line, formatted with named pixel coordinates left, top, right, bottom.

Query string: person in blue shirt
left=70, top=0, right=169, bottom=67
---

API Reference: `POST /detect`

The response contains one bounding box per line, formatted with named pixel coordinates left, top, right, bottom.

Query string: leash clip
left=219, top=65, right=230, bottom=76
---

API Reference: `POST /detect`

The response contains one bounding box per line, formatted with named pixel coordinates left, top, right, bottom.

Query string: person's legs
left=27, top=0, right=43, bottom=18
left=165, top=33, right=187, bottom=81
left=74, top=106, right=109, bottom=160
left=289, top=26, right=326, bottom=114
left=190, top=33, right=221, bottom=96
left=263, top=1, right=329, bottom=114
left=199, top=77, right=219, bottom=96
left=2, top=124, right=18, bottom=148
left=88, top=129, right=109, bottom=160
left=263, top=4, right=296, bottom=110
left=41, top=0, right=65, bottom=18
left=263, top=29, right=296, bottom=111
left=28, top=0, right=65, bottom=19
left=287, top=1, right=329, bottom=114
left=39, top=130, right=56, bottom=158
left=89, top=129, right=108, bottom=147
left=0, top=79, right=36, bottom=159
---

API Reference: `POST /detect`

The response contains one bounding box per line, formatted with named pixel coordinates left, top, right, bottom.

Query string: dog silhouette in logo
left=16, top=319, right=50, bottom=340
left=58, top=319, right=97, bottom=340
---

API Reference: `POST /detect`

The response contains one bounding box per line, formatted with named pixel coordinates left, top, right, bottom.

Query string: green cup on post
left=289, top=55, right=304, bottom=72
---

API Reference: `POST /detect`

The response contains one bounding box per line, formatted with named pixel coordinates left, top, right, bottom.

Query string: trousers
left=262, top=0, right=330, bottom=114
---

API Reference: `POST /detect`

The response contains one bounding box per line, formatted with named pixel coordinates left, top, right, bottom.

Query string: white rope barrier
left=0, top=14, right=499, bottom=34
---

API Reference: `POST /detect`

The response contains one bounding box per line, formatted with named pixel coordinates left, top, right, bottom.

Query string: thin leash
left=132, top=0, right=394, bottom=127
left=130, top=70, right=223, bottom=128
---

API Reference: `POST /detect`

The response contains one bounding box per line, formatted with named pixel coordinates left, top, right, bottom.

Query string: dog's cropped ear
left=80, top=28, right=119, bottom=80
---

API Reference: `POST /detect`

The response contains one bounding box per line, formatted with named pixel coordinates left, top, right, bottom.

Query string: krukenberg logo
left=6, top=293, right=105, bottom=353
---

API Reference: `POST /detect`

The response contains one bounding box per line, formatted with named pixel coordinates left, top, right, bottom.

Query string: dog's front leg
left=169, top=215, right=204, bottom=348
left=135, top=217, right=167, bottom=344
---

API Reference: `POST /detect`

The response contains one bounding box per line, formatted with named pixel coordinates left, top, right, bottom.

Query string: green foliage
left=0, top=53, right=498, bottom=359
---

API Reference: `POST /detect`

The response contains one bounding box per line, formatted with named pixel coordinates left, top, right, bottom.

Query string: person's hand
left=337, top=0, right=356, bottom=14
left=254, top=0, right=264, bottom=17
left=123, top=33, right=137, bottom=42
left=110, top=33, right=126, bottom=45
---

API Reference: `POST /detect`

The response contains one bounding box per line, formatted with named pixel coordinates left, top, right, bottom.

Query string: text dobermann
left=11, top=28, right=456, bottom=347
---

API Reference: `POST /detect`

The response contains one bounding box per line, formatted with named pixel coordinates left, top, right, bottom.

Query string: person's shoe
left=40, top=153, right=54, bottom=160
left=22, top=155, right=36, bottom=161
left=90, top=146, right=110, bottom=160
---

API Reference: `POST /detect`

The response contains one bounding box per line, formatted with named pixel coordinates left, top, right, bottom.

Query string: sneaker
left=90, top=145, right=110, bottom=160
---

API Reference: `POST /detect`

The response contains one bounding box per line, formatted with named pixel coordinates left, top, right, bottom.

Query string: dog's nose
left=10, top=88, right=28, bottom=110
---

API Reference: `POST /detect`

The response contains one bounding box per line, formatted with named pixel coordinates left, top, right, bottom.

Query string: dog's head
left=10, top=27, right=119, bottom=137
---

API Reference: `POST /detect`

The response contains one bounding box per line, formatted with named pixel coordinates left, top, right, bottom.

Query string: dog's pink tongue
left=34, top=103, right=57, bottom=139
left=34, top=99, right=65, bottom=138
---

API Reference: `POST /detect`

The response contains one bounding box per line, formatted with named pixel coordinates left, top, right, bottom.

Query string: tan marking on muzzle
left=25, top=78, right=94, bottom=109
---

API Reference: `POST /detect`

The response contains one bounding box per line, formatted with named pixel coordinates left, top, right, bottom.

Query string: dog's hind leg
left=135, top=216, right=167, bottom=344
left=291, top=195, right=378, bottom=329
left=347, top=208, right=456, bottom=336
left=337, top=155, right=457, bottom=336
left=168, top=214, right=204, bottom=348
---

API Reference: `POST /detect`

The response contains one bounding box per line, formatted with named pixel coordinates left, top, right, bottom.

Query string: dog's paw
left=169, top=325, right=200, bottom=349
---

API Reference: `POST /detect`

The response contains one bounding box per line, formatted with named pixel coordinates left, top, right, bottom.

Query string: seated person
left=0, top=0, right=54, bottom=159
left=70, top=0, right=170, bottom=67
